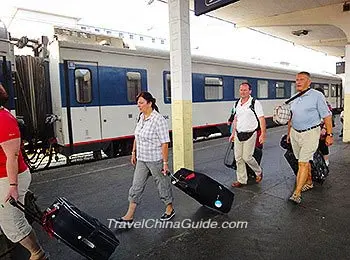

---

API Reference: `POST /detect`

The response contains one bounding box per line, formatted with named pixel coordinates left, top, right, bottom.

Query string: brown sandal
left=289, top=193, right=301, bottom=204
left=301, top=183, right=314, bottom=192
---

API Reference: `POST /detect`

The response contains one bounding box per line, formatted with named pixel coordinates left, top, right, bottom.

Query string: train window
left=205, top=77, right=223, bottom=100
left=234, top=79, right=247, bottom=98
left=324, top=85, right=329, bottom=97
left=312, top=83, right=320, bottom=89
left=291, top=83, right=296, bottom=96
left=127, top=72, right=142, bottom=103
left=257, top=80, right=268, bottom=98
left=275, top=82, right=285, bottom=98
left=165, top=74, right=171, bottom=102
left=75, top=69, right=92, bottom=104
left=331, top=84, right=337, bottom=97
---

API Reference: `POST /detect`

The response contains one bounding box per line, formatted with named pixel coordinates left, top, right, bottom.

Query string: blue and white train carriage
left=0, top=26, right=343, bottom=167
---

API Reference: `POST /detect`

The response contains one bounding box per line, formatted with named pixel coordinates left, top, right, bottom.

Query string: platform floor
left=9, top=119, right=350, bottom=260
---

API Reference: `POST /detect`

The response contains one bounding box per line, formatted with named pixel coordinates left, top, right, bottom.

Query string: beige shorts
left=290, top=127, right=320, bottom=162
left=0, top=170, right=32, bottom=243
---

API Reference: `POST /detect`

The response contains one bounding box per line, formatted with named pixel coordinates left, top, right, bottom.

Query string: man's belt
left=294, top=124, right=320, bottom=133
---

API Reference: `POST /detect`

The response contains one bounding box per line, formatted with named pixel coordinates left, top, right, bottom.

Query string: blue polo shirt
left=290, top=89, right=331, bottom=131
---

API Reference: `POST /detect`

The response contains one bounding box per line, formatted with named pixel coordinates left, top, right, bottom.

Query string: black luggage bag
left=283, top=147, right=329, bottom=184
left=10, top=197, right=119, bottom=260
left=224, top=142, right=235, bottom=169
left=310, top=150, right=329, bottom=184
left=248, top=147, right=262, bottom=180
left=171, top=168, right=234, bottom=213
left=284, top=149, right=299, bottom=175
left=224, top=142, right=262, bottom=180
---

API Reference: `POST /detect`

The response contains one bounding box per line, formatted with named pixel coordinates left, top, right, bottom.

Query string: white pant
left=0, top=170, right=32, bottom=242
left=234, top=132, right=261, bottom=184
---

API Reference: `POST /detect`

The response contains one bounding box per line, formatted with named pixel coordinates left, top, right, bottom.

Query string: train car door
left=64, top=61, right=102, bottom=150
left=337, top=84, right=343, bottom=109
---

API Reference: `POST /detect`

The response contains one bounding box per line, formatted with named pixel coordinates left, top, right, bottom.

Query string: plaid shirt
left=135, top=110, right=170, bottom=162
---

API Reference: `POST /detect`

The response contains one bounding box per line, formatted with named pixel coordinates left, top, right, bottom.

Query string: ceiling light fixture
left=291, top=29, right=309, bottom=36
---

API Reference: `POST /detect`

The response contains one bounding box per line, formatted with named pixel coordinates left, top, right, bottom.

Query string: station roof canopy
left=189, top=0, right=350, bottom=57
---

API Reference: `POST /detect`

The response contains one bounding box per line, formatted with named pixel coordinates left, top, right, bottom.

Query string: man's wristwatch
left=326, top=133, right=333, bottom=137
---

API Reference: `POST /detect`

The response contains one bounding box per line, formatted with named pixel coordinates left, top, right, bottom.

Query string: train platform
left=7, top=117, right=350, bottom=260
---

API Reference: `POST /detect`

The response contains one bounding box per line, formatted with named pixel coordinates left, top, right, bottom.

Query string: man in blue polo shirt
left=287, top=71, right=333, bottom=204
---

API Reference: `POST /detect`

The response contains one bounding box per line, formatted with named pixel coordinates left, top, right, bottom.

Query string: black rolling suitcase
left=224, top=142, right=262, bottom=180
left=280, top=135, right=329, bottom=184
left=171, top=168, right=234, bottom=213
left=310, top=149, right=329, bottom=184
left=10, top=197, right=119, bottom=260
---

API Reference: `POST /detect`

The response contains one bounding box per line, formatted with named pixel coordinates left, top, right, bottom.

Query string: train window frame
left=165, top=73, right=171, bottom=102
left=74, top=68, right=92, bottom=104
left=234, top=78, right=248, bottom=99
left=204, top=76, right=223, bottom=101
left=275, top=81, right=285, bottom=98
left=257, top=80, right=268, bottom=99
left=290, top=82, right=296, bottom=96
left=126, top=71, right=142, bottom=103
left=312, top=83, right=320, bottom=89
left=324, top=85, right=329, bottom=97
left=330, top=84, right=337, bottom=97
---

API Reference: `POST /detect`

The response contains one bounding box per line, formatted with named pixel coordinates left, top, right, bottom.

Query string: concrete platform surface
left=8, top=120, right=350, bottom=260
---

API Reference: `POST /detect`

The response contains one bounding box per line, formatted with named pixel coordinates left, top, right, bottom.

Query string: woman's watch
left=326, top=133, right=333, bottom=137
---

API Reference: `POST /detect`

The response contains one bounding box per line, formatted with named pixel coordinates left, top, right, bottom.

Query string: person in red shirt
left=0, top=83, right=48, bottom=259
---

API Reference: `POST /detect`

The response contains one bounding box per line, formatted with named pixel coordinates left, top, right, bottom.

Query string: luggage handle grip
left=9, top=197, right=43, bottom=226
left=78, top=236, right=96, bottom=249
left=170, top=172, right=190, bottom=189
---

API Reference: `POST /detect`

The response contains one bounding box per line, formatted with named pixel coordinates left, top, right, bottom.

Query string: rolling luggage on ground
left=280, top=135, right=329, bottom=184
left=10, top=197, right=119, bottom=260
left=171, top=168, right=234, bottom=213
left=310, top=149, right=329, bottom=184
left=248, top=147, right=262, bottom=180
left=283, top=149, right=299, bottom=175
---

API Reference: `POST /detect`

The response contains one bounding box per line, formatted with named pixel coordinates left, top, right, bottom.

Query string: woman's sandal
left=301, top=183, right=314, bottom=192
left=288, top=193, right=301, bottom=204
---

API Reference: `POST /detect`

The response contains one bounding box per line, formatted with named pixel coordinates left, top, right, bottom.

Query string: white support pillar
left=168, top=0, right=194, bottom=171
left=343, top=44, right=350, bottom=142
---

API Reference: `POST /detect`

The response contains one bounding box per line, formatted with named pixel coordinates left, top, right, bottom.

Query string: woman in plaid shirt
left=117, top=92, right=175, bottom=224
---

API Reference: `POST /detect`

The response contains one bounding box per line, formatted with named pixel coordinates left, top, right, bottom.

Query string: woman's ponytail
left=136, top=92, right=160, bottom=112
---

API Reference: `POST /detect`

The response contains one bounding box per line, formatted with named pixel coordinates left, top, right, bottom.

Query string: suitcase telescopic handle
left=77, top=236, right=96, bottom=249
left=168, top=171, right=189, bottom=189
left=9, top=197, right=43, bottom=226
left=168, top=171, right=180, bottom=183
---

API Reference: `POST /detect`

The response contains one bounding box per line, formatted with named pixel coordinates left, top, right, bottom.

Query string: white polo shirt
left=235, top=96, right=264, bottom=132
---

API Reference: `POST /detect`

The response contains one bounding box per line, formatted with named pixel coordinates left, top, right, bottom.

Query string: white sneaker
left=325, top=160, right=329, bottom=166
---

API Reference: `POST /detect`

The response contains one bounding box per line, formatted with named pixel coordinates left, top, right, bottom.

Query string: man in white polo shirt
left=229, top=82, right=266, bottom=187
left=287, top=71, right=333, bottom=204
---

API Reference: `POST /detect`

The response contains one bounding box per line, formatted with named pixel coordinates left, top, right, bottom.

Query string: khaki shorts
left=290, top=127, right=320, bottom=162
left=0, top=170, right=32, bottom=243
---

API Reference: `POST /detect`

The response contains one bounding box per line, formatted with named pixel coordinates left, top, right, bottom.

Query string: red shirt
left=0, top=108, right=28, bottom=178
